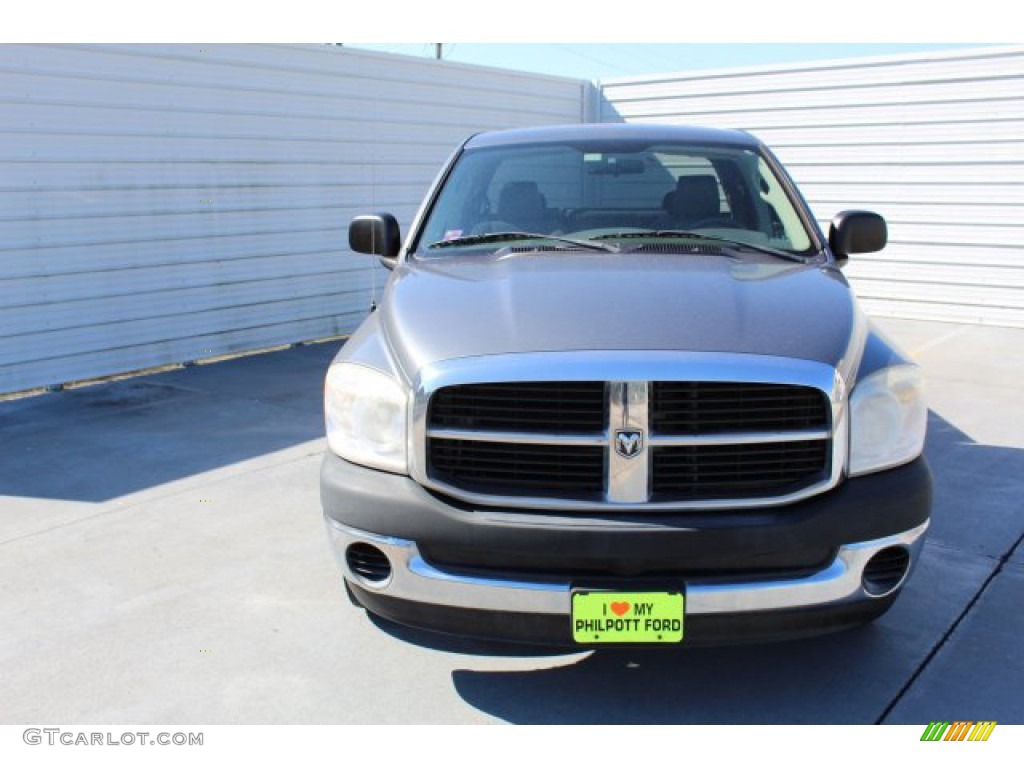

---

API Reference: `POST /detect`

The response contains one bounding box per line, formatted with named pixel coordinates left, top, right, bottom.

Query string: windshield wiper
left=427, top=231, right=616, bottom=253
left=591, top=230, right=809, bottom=263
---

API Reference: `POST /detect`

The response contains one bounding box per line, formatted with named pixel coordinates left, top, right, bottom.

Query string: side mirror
left=349, top=213, right=401, bottom=261
left=828, top=210, right=887, bottom=264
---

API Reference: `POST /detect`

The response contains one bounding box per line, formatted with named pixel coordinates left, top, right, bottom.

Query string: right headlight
left=849, top=364, right=927, bottom=477
left=324, top=362, right=409, bottom=474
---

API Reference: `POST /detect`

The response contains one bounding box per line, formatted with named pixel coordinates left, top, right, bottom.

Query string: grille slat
left=654, top=457, right=825, bottom=469
left=656, top=405, right=823, bottom=415
left=426, top=380, right=831, bottom=504
left=652, top=463, right=826, bottom=474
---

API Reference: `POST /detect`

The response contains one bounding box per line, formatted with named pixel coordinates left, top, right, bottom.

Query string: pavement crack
left=876, top=530, right=1024, bottom=724
left=923, top=539, right=1001, bottom=561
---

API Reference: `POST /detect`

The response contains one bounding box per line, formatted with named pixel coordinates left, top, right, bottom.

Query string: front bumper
left=327, top=516, right=928, bottom=646
left=321, top=453, right=932, bottom=646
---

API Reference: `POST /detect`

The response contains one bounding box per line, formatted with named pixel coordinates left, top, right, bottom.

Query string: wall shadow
left=591, top=86, right=625, bottom=124
left=0, top=340, right=344, bottom=503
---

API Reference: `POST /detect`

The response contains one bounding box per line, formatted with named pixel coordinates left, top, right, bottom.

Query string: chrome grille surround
left=409, top=350, right=852, bottom=512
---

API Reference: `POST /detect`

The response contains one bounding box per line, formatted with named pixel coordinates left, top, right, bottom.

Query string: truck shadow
left=367, top=613, right=579, bottom=659
left=385, top=409, right=1023, bottom=723
left=448, top=626, right=894, bottom=724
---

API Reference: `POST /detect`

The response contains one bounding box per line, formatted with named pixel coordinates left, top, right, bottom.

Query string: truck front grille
left=424, top=380, right=832, bottom=507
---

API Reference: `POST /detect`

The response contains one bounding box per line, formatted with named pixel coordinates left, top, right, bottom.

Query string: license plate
left=571, top=590, right=684, bottom=644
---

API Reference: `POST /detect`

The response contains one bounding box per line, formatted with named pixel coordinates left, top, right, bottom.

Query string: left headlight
left=324, top=363, right=409, bottom=474
left=849, top=364, right=927, bottom=477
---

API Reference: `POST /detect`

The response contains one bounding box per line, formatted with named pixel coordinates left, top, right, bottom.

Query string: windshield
left=414, top=140, right=815, bottom=256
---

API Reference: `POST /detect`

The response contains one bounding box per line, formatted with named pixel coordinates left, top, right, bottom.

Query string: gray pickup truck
left=320, top=123, right=932, bottom=647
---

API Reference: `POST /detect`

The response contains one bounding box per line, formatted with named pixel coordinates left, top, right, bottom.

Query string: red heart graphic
left=610, top=601, right=631, bottom=617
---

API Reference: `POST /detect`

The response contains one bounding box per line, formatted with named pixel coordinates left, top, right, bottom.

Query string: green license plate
left=571, top=591, right=684, bottom=644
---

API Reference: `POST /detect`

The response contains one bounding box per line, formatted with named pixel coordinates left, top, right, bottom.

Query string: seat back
left=662, top=175, right=722, bottom=225
left=497, top=181, right=547, bottom=231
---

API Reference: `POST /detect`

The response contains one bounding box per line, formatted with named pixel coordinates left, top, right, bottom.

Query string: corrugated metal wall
left=0, top=44, right=590, bottom=394
left=601, top=46, right=1024, bottom=328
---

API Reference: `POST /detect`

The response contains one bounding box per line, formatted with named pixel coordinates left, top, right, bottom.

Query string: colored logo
left=610, top=601, right=631, bottom=616
left=920, top=721, right=996, bottom=742
left=615, top=429, right=643, bottom=458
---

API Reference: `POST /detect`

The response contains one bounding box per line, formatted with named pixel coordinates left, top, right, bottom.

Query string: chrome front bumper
left=325, top=517, right=929, bottom=617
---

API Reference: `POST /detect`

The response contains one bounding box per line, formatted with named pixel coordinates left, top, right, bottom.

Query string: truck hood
left=381, top=251, right=855, bottom=375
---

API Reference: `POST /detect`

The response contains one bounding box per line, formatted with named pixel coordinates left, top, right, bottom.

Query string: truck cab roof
left=463, top=123, right=760, bottom=150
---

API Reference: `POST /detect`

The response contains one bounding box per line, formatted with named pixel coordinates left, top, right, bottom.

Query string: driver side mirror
left=828, top=210, right=887, bottom=265
left=349, top=213, right=401, bottom=265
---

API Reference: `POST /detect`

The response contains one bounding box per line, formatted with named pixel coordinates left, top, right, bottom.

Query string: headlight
left=324, top=363, right=408, bottom=474
left=849, top=364, right=927, bottom=477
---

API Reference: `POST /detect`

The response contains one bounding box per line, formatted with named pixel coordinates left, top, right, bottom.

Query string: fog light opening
left=862, top=546, right=911, bottom=597
left=345, top=542, right=392, bottom=586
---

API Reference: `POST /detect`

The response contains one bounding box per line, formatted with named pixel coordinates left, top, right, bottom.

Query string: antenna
left=369, top=99, right=378, bottom=313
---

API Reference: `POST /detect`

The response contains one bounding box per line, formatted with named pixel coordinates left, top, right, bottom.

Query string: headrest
left=498, top=181, right=545, bottom=217
left=663, top=175, right=721, bottom=221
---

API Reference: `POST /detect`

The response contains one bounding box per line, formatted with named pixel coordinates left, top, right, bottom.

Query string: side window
left=417, top=160, right=485, bottom=245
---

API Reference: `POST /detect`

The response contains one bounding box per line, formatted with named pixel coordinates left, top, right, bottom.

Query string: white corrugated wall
left=600, top=46, right=1024, bottom=328
left=0, top=44, right=591, bottom=394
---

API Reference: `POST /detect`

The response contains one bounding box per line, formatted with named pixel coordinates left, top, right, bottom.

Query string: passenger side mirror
left=828, top=210, right=887, bottom=264
left=349, top=213, right=401, bottom=264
